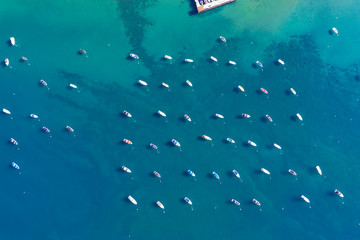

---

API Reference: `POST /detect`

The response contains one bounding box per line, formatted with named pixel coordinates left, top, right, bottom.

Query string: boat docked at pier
left=184, top=197, right=192, bottom=205
left=265, top=114, right=273, bottom=122
left=129, top=53, right=139, bottom=59
left=123, top=110, right=132, bottom=118
left=334, top=189, right=344, bottom=198
left=122, top=166, right=132, bottom=173
left=202, top=135, right=212, bottom=141
left=248, top=140, right=257, bottom=147
left=171, top=139, right=180, bottom=147
left=184, top=114, right=191, bottom=122
left=128, top=195, right=137, bottom=205
left=231, top=199, right=240, bottom=206
left=123, top=139, right=133, bottom=145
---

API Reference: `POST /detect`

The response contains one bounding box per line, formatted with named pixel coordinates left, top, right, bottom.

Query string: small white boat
left=4, top=58, right=9, bottom=66
left=30, top=114, right=39, bottom=119
left=215, top=113, right=224, bottom=119
left=332, top=27, right=339, bottom=35
left=261, top=168, right=270, bottom=175
left=202, top=135, right=212, bottom=141
left=334, top=189, right=344, bottom=198
left=212, top=172, right=220, bottom=179
left=164, top=55, right=172, bottom=60
left=248, top=140, right=257, bottom=147
left=153, top=171, right=161, bottom=178
left=122, top=166, right=132, bottom=173
left=288, top=169, right=297, bottom=176
left=21, top=56, right=29, bottom=62
left=171, top=139, right=180, bottom=147
left=296, top=113, right=303, bottom=121
left=10, top=138, right=18, bottom=145
left=187, top=169, right=196, bottom=177
left=241, top=113, right=250, bottom=118
left=256, top=61, right=263, bottom=68
left=66, top=126, right=74, bottom=132
left=227, top=138, right=235, bottom=144
left=129, top=53, right=139, bottom=59
left=290, top=88, right=297, bottom=95
left=138, top=80, right=148, bottom=86
left=232, top=170, right=240, bottom=178
left=42, top=126, right=50, bottom=133
left=260, top=88, right=268, bottom=94
left=274, top=143, right=282, bottom=150
left=157, top=201, right=165, bottom=209
left=150, top=143, right=158, bottom=150
left=219, top=36, right=226, bottom=42
left=238, top=85, right=245, bottom=92
left=184, top=59, right=194, bottom=63
left=158, top=110, right=166, bottom=117
left=161, top=82, right=169, bottom=88
left=185, top=80, right=193, bottom=87
left=11, top=162, right=20, bottom=170
left=69, top=84, right=78, bottom=89
left=252, top=199, right=261, bottom=206
left=265, top=114, right=273, bottom=122
left=184, top=114, right=191, bottom=122
left=316, top=166, right=322, bottom=176
left=79, top=49, right=87, bottom=55
left=40, top=79, right=48, bottom=86
left=2, top=108, right=11, bottom=115
left=128, top=195, right=137, bottom=205
left=10, top=37, right=15, bottom=46
left=123, top=110, right=132, bottom=118
left=228, top=60, right=236, bottom=65
left=184, top=197, right=192, bottom=205
left=123, top=139, right=133, bottom=145
left=210, top=56, right=218, bottom=62
left=301, top=195, right=310, bottom=203
left=231, top=199, right=240, bottom=206
left=278, top=59, right=285, bottom=65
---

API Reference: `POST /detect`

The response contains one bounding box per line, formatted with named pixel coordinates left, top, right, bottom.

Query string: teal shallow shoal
left=0, top=0, right=360, bottom=239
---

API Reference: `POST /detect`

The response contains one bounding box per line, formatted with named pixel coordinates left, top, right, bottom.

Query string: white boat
left=232, top=169, right=240, bottom=178
left=184, top=197, right=192, bottom=205
left=42, top=126, right=50, bottom=133
left=10, top=37, right=15, bottom=46
left=2, top=108, right=11, bottom=115
left=301, top=195, right=310, bottom=203
left=210, top=56, right=218, bottom=62
left=138, top=80, right=148, bottom=86
left=30, top=114, right=39, bottom=119
left=231, top=199, right=240, bottom=206
left=252, top=199, right=261, bottom=206
left=69, top=84, right=78, bottom=89
left=123, top=110, right=132, bottom=118
left=261, top=168, right=270, bottom=175
left=164, top=55, right=172, bottom=60
left=184, top=59, right=194, bottom=63
left=265, top=114, right=273, bottom=122
left=128, top=195, right=137, bottom=205
left=122, top=166, right=132, bottom=173
left=296, top=113, right=303, bottom=121
left=227, top=138, right=235, bottom=144
left=202, top=135, right=212, bottom=141
left=316, top=166, right=322, bottom=176
left=186, top=80, right=193, bottom=87
left=256, top=61, right=263, bottom=68
left=153, top=171, right=161, bottom=178
left=187, top=169, right=196, bottom=177
left=278, top=59, right=285, bottom=65
left=184, top=114, right=191, bottom=122
left=157, top=201, right=165, bottom=209
left=150, top=143, right=158, bottom=150
left=274, top=143, right=282, bottom=149
left=10, top=138, right=18, bottom=145
left=241, top=113, right=251, bottom=118
left=158, top=110, right=166, bottom=117
left=290, top=88, right=297, bottom=95
left=171, top=139, right=180, bottom=147
left=40, top=79, right=48, bottom=86
left=11, top=162, right=20, bottom=170
left=4, top=58, right=9, bottom=66
left=248, top=140, right=257, bottom=147
left=332, top=27, right=339, bottom=35
left=215, top=113, right=224, bottom=119
left=129, top=53, right=139, bottom=59
left=334, top=189, right=344, bottom=198
left=288, top=169, right=297, bottom=176
left=161, top=82, right=169, bottom=88
left=219, top=36, right=226, bottom=42
left=66, top=126, right=74, bottom=132
left=229, top=60, right=236, bottom=65
left=238, top=85, right=245, bottom=92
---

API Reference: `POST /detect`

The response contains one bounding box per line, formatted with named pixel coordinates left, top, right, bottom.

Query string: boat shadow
left=251, top=63, right=258, bottom=69
left=273, top=61, right=280, bottom=66
left=289, top=115, right=297, bottom=121
left=6, top=40, right=13, bottom=47
left=285, top=89, right=292, bottom=96
left=242, top=142, right=250, bottom=147
left=187, top=0, right=198, bottom=15
left=259, top=116, right=267, bottom=123
left=255, top=89, right=262, bottom=95
left=206, top=173, right=214, bottom=179
left=328, top=29, right=333, bottom=35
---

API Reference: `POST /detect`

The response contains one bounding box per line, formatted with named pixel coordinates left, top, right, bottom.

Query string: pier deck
left=194, top=0, right=236, bottom=13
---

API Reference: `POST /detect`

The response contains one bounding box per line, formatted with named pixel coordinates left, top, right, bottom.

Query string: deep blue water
left=1, top=0, right=360, bottom=239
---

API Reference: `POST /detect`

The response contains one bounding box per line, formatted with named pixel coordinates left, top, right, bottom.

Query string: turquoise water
left=1, top=0, right=360, bottom=239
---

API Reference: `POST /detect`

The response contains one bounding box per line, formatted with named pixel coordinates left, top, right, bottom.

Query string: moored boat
left=288, top=169, right=297, bottom=176
left=232, top=169, right=240, bottom=178
left=184, top=114, right=191, bottom=122
left=157, top=201, right=165, bottom=209
left=138, top=80, right=148, bottom=86
left=40, top=79, right=48, bottom=86
left=171, top=139, right=180, bottom=147
left=158, top=110, right=166, bottom=117
left=69, top=84, right=78, bottom=89
left=123, top=139, right=133, bottom=145
left=153, top=171, right=161, bottom=178
left=227, top=138, right=235, bottom=144
left=122, top=166, right=132, bottom=173
left=261, top=168, right=271, bottom=175
left=11, top=162, right=20, bottom=170
left=128, top=195, right=137, bottom=205
left=184, top=197, right=192, bottom=205
left=229, top=60, right=236, bottom=65
left=123, top=110, right=132, bottom=118
left=150, top=143, right=158, bottom=150
left=316, top=166, right=322, bottom=176
left=30, top=114, right=39, bottom=119
left=215, top=113, right=224, bottom=119
left=231, top=199, right=240, bottom=205
left=290, top=88, right=297, bottom=95
left=186, top=80, right=193, bottom=87
left=210, top=56, right=218, bottom=62
left=301, top=195, right=310, bottom=203
left=42, top=126, right=50, bottom=133
left=238, top=85, right=245, bottom=92
left=212, top=171, right=220, bottom=179
left=129, top=53, right=139, bottom=59
left=296, top=113, right=303, bottom=121
left=241, top=113, right=251, bottom=118
left=265, top=114, right=273, bottom=122
left=10, top=37, right=15, bottom=46
left=273, top=143, right=282, bottom=149
left=260, top=88, right=268, bottom=94
left=10, top=138, right=18, bottom=145
left=278, top=59, right=285, bottom=65
left=202, top=135, right=212, bottom=141
left=256, top=61, right=263, bottom=68
left=184, top=59, right=194, bottom=63
left=187, top=169, right=196, bottom=177
left=4, top=58, right=9, bottom=66
left=219, top=36, right=226, bottom=42
left=332, top=27, right=339, bottom=35
left=248, top=140, right=257, bottom=147
left=161, top=82, right=169, bottom=88
left=21, top=56, right=28, bottom=62
left=252, top=199, right=261, bottom=206
left=334, top=189, right=344, bottom=198
left=164, top=55, right=172, bottom=60
left=2, top=108, right=11, bottom=115
left=66, top=126, right=74, bottom=132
